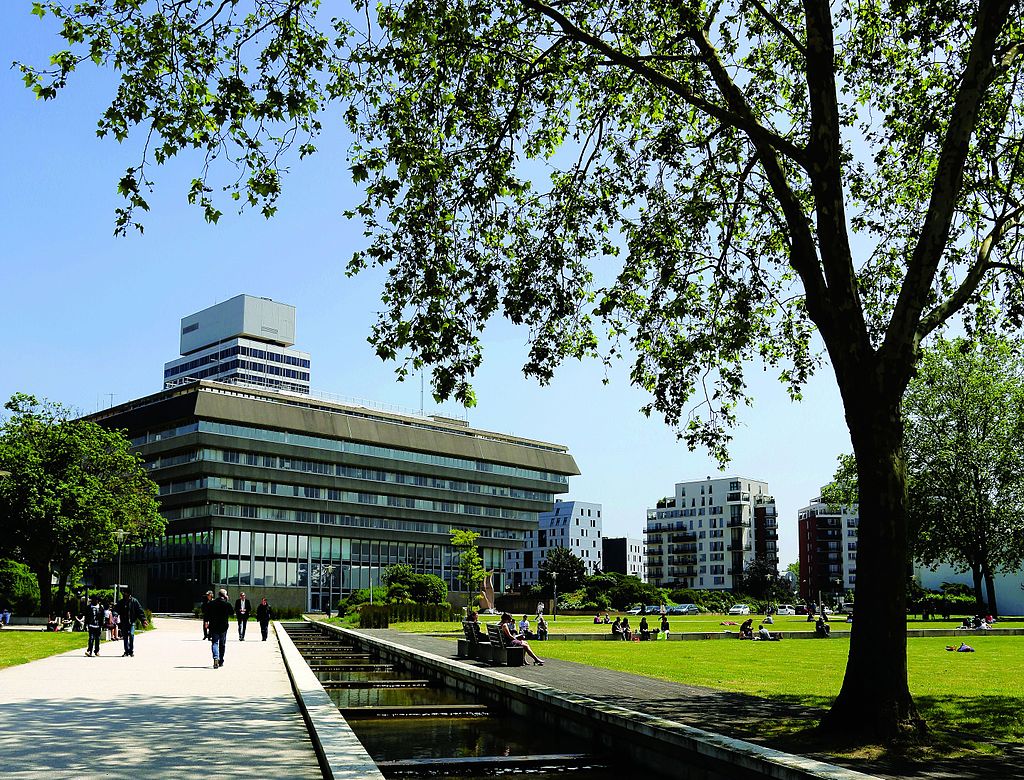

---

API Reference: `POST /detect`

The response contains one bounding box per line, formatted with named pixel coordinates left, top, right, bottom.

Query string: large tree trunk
left=970, top=564, right=985, bottom=611
left=32, top=564, right=52, bottom=616
left=983, top=566, right=999, bottom=618
left=820, top=384, right=925, bottom=740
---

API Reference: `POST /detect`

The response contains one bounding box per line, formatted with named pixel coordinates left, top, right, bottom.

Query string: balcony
left=668, top=544, right=698, bottom=554
left=669, top=532, right=697, bottom=543
left=726, top=519, right=749, bottom=528
left=727, top=543, right=752, bottom=552
left=667, top=566, right=698, bottom=577
left=667, top=555, right=697, bottom=565
left=727, top=491, right=751, bottom=502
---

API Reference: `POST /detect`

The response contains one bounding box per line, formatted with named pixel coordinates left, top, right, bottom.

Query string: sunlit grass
left=0, top=631, right=89, bottom=668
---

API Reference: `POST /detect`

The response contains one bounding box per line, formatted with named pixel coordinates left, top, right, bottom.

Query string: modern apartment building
left=602, top=537, right=647, bottom=581
left=88, top=380, right=579, bottom=611
left=163, top=294, right=311, bottom=394
left=645, top=476, right=778, bottom=590
left=797, top=493, right=858, bottom=602
left=505, top=500, right=602, bottom=587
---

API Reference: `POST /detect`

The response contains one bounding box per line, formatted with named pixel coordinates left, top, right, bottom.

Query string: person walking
left=234, top=592, right=253, bottom=641
left=256, top=597, right=273, bottom=641
left=206, top=588, right=233, bottom=668
left=84, top=595, right=104, bottom=656
left=200, top=590, right=214, bottom=639
left=114, top=587, right=146, bottom=657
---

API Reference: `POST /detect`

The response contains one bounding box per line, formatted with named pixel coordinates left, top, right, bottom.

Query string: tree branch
left=883, top=0, right=1014, bottom=366
left=520, top=0, right=810, bottom=168
left=749, top=0, right=807, bottom=57
left=917, top=206, right=1024, bottom=339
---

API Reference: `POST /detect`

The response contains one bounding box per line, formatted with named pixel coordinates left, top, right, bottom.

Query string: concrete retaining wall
left=275, top=622, right=385, bottom=780
left=319, top=621, right=882, bottom=780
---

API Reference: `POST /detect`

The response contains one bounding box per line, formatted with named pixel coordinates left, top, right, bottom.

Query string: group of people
left=611, top=614, right=670, bottom=641
left=80, top=588, right=147, bottom=657
left=739, top=618, right=782, bottom=641
left=465, top=610, right=546, bottom=665
left=200, top=589, right=274, bottom=669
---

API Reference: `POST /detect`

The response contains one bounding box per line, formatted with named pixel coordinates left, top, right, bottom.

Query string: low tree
left=740, top=556, right=789, bottom=601
left=0, top=558, right=41, bottom=615
left=408, top=573, right=448, bottom=605
left=0, top=394, right=164, bottom=612
left=904, top=336, right=1024, bottom=617
left=538, top=546, right=587, bottom=595
left=450, top=529, right=487, bottom=594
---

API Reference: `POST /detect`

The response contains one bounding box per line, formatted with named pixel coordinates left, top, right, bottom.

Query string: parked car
left=775, top=604, right=796, bottom=616
left=841, top=603, right=855, bottom=614
left=626, top=607, right=642, bottom=615
left=727, top=603, right=751, bottom=615
left=668, top=604, right=700, bottom=615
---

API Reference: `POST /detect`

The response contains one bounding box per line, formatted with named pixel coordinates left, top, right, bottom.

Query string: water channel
left=284, top=624, right=627, bottom=779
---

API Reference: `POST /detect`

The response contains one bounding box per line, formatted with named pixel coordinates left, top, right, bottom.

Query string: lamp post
left=551, top=571, right=558, bottom=622
left=114, top=529, right=128, bottom=602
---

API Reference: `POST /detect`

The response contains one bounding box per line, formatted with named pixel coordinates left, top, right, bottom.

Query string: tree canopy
left=538, top=545, right=588, bottom=593
left=450, top=528, right=487, bottom=592
left=0, top=394, right=164, bottom=612
left=17, top=0, right=1024, bottom=739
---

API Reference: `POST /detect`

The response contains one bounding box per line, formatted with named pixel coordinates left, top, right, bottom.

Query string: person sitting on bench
left=466, top=610, right=486, bottom=640
left=500, top=612, right=544, bottom=665
left=815, top=616, right=831, bottom=638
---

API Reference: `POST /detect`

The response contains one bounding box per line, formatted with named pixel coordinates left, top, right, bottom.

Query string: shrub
left=0, top=559, right=40, bottom=615
left=359, top=604, right=390, bottom=628
left=408, top=573, right=447, bottom=605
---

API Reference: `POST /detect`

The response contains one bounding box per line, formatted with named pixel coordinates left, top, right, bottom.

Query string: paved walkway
left=364, top=629, right=1024, bottom=780
left=0, top=618, right=321, bottom=778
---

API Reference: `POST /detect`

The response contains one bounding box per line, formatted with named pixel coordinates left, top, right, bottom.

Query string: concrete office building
left=602, top=537, right=647, bottom=581
left=505, top=500, right=602, bottom=587
left=797, top=492, right=858, bottom=602
left=646, top=476, right=777, bottom=590
left=163, top=295, right=311, bottom=394
left=89, top=381, right=579, bottom=612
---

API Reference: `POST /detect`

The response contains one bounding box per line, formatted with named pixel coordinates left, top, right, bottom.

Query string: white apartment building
left=645, top=476, right=777, bottom=590
left=506, top=500, right=603, bottom=587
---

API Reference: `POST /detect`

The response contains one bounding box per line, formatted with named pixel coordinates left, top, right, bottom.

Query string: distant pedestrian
left=115, top=587, right=146, bottom=657
left=1, top=607, right=10, bottom=625
left=84, top=595, right=104, bottom=656
left=206, top=588, right=234, bottom=668
left=201, top=591, right=214, bottom=639
left=234, top=592, right=253, bottom=641
left=536, top=601, right=544, bottom=617
left=256, top=597, right=273, bottom=641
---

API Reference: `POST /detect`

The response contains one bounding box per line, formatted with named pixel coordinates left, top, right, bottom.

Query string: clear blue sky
left=0, top=8, right=856, bottom=569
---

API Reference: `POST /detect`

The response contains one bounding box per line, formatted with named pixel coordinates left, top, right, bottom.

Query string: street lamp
left=551, top=571, right=558, bottom=622
left=114, top=529, right=128, bottom=602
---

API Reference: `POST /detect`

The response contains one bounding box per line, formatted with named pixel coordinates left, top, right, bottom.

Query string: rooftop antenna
left=420, top=368, right=425, bottom=416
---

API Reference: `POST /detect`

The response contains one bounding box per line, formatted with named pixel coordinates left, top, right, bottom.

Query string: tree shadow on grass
left=757, top=693, right=1024, bottom=779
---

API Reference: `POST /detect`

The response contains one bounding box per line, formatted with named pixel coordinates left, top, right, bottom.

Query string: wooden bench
left=485, top=624, right=525, bottom=667
left=457, top=621, right=491, bottom=661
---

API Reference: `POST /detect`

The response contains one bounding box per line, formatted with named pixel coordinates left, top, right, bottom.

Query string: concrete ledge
left=435, top=627, right=1024, bottom=641
left=319, top=622, right=882, bottom=780
left=275, top=621, right=385, bottom=780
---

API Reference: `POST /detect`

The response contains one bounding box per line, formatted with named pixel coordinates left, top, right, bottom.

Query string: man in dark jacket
left=84, top=595, right=104, bottom=656
left=200, top=590, right=214, bottom=639
left=115, top=587, right=146, bottom=657
left=255, top=598, right=273, bottom=641
left=205, top=589, right=234, bottom=668
left=234, top=592, right=253, bottom=641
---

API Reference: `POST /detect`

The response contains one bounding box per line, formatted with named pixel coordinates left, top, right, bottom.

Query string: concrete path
left=0, top=617, right=322, bottom=778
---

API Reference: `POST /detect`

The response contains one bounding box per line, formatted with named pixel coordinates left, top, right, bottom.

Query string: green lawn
left=0, top=631, right=89, bottom=668
left=533, top=634, right=1024, bottom=757
left=382, top=613, right=1024, bottom=635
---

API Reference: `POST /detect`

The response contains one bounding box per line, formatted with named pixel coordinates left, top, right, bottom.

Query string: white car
left=775, top=604, right=796, bottom=616
left=626, top=607, right=642, bottom=615
left=727, top=604, right=750, bottom=615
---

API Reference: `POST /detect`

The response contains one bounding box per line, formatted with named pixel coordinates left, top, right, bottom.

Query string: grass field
left=0, top=631, right=89, bottom=669
left=531, top=634, right=1024, bottom=757
left=382, top=613, right=1024, bottom=635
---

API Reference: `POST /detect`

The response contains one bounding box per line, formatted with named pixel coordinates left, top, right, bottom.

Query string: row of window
left=160, top=475, right=537, bottom=522
left=165, top=345, right=311, bottom=378
left=146, top=447, right=553, bottom=503
left=162, top=502, right=521, bottom=539
left=134, top=421, right=568, bottom=485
